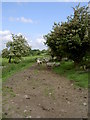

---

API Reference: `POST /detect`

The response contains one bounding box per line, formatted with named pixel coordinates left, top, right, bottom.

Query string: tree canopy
left=44, top=4, right=89, bottom=66
left=2, top=34, right=31, bottom=63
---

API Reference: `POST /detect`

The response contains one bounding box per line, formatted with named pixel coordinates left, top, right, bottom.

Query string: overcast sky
left=0, top=2, right=88, bottom=51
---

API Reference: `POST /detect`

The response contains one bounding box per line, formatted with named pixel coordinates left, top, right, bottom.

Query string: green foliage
left=3, top=86, right=16, bottom=97
left=44, top=4, right=89, bottom=65
left=2, top=55, right=45, bottom=81
left=30, top=49, right=41, bottom=55
left=44, top=22, right=65, bottom=60
left=64, top=5, right=89, bottom=64
left=2, top=34, right=31, bottom=63
left=2, top=48, right=9, bottom=58
left=2, top=56, right=37, bottom=81
left=53, top=61, right=88, bottom=88
left=30, top=49, right=49, bottom=56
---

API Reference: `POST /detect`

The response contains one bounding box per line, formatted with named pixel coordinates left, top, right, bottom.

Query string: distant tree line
left=30, top=49, right=48, bottom=56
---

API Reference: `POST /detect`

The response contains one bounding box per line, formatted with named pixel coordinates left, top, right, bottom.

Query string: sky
left=0, top=2, right=88, bottom=51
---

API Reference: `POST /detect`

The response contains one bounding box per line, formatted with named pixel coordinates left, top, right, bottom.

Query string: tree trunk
left=74, top=61, right=80, bottom=69
left=57, top=56, right=62, bottom=61
left=51, top=54, right=54, bottom=59
left=9, top=56, right=12, bottom=63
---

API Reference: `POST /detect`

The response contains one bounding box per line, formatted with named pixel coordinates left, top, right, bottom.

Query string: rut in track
left=2, top=64, right=88, bottom=118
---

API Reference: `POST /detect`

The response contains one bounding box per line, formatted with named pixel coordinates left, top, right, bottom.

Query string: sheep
left=45, top=58, right=50, bottom=63
left=62, top=57, right=68, bottom=61
left=46, top=62, right=60, bottom=68
left=55, top=62, right=60, bottom=67
left=42, top=58, right=46, bottom=63
left=36, top=59, right=42, bottom=65
left=46, top=62, right=56, bottom=67
left=42, top=58, right=50, bottom=63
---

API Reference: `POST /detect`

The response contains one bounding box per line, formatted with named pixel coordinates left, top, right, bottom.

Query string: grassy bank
left=2, top=56, right=39, bottom=82
left=53, top=61, right=88, bottom=88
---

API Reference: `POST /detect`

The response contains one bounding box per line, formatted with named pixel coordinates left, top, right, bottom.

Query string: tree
left=2, top=34, right=31, bottom=63
left=64, top=4, right=89, bottom=65
left=30, top=49, right=41, bottom=56
left=44, top=4, right=89, bottom=66
left=2, top=48, right=9, bottom=58
left=44, top=22, right=66, bottom=61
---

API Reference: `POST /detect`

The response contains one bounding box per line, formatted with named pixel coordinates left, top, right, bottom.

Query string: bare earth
left=2, top=64, right=88, bottom=118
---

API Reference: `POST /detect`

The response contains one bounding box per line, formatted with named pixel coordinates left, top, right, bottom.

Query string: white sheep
left=55, top=62, right=60, bottom=67
left=36, top=59, right=42, bottom=65
left=42, top=58, right=50, bottom=63
left=46, top=62, right=55, bottom=67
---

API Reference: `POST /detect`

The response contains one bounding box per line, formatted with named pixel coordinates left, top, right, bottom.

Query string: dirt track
left=2, top=64, right=88, bottom=118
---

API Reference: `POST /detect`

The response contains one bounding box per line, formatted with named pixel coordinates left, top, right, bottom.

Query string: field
left=1, top=56, right=88, bottom=88
left=1, top=2, right=89, bottom=118
left=2, top=56, right=88, bottom=118
left=1, top=56, right=88, bottom=118
left=2, top=55, right=45, bottom=82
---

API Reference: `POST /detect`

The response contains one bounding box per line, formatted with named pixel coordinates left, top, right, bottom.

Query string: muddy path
left=2, top=64, right=88, bottom=118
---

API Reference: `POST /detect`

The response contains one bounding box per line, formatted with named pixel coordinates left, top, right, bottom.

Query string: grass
left=2, top=55, right=49, bottom=82
left=2, top=55, right=42, bottom=82
left=53, top=61, right=88, bottom=88
left=2, top=86, right=16, bottom=98
left=1, top=55, right=88, bottom=88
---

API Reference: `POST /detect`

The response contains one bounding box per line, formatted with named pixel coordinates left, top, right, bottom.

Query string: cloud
left=0, top=30, right=47, bottom=51
left=17, top=33, right=22, bottom=36
left=0, top=30, right=10, bottom=36
left=18, top=17, right=33, bottom=23
left=0, top=30, right=12, bottom=51
left=9, top=17, right=34, bottom=23
left=30, top=35, right=47, bottom=50
left=36, top=36, right=46, bottom=44
left=0, top=30, right=12, bottom=41
left=0, top=30, right=29, bottom=43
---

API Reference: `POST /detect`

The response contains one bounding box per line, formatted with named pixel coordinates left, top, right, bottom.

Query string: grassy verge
left=2, top=56, right=40, bottom=82
left=2, top=55, right=49, bottom=82
left=53, top=61, right=88, bottom=88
